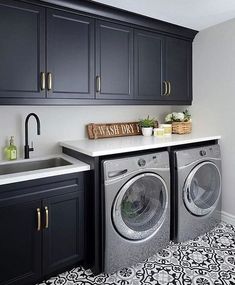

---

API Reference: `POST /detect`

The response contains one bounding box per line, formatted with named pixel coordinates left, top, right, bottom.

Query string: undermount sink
left=0, top=157, right=72, bottom=176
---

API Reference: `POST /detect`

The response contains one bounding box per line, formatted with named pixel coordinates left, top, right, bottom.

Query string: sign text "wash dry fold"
left=87, top=122, right=141, bottom=139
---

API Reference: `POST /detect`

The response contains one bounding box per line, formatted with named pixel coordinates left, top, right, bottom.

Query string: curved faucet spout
left=24, top=113, right=41, bottom=159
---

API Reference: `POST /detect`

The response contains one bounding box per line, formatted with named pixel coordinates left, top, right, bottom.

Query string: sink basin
left=0, top=157, right=72, bottom=176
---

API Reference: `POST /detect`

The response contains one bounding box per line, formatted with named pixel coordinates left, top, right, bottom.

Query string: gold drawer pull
left=45, top=206, right=49, bottom=229
left=96, top=76, right=101, bottom=92
left=168, top=81, right=171, bottom=96
left=37, top=208, right=41, bottom=231
left=47, top=72, right=52, bottom=91
left=40, top=72, right=46, bottom=90
left=163, top=81, right=168, bottom=96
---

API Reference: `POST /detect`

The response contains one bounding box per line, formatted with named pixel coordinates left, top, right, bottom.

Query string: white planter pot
left=141, top=127, right=153, bottom=137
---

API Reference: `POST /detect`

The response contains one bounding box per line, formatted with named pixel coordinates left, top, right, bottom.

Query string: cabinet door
left=96, top=20, right=133, bottom=100
left=42, top=191, right=84, bottom=275
left=47, top=9, right=94, bottom=99
left=164, top=37, right=192, bottom=103
left=0, top=199, right=42, bottom=285
left=134, top=30, right=165, bottom=100
left=0, top=0, right=45, bottom=98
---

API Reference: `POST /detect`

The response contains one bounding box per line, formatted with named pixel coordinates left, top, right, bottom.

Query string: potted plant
left=139, top=115, right=156, bottom=136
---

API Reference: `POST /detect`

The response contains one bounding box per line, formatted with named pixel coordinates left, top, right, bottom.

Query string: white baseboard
left=221, top=211, right=235, bottom=226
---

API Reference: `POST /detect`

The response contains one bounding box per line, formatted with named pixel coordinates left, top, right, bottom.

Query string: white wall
left=190, top=18, right=235, bottom=217
left=0, top=105, right=171, bottom=160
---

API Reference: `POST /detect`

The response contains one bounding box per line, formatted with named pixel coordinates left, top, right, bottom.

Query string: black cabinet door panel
left=0, top=199, right=41, bottom=285
left=96, top=20, right=133, bottom=99
left=43, top=191, right=84, bottom=275
left=47, top=10, right=94, bottom=99
left=134, top=30, right=164, bottom=100
left=0, top=0, right=45, bottom=98
left=165, top=37, right=192, bottom=102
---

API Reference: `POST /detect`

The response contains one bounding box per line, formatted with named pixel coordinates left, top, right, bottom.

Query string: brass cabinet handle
left=37, top=208, right=41, bottom=231
left=45, top=206, right=49, bottom=229
left=168, top=81, right=171, bottom=96
left=47, top=72, right=52, bottom=91
left=162, top=81, right=168, bottom=96
left=96, top=76, right=101, bottom=92
left=40, top=72, right=46, bottom=90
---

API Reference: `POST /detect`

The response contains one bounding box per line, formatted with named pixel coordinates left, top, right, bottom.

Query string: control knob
left=138, top=158, right=146, bottom=167
left=200, top=150, right=207, bottom=156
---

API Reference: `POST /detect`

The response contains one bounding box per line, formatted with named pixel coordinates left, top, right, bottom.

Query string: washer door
left=183, top=161, right=221, bottom=216
left=112, top=173, right=168, bottom=240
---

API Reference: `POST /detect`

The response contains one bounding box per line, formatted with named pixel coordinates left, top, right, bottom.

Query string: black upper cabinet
left=0, top=0, right=197, bottom=105
left=134, top=30, right=164, bottom=100
left=43, top=191, right=84, bottom=275
left=164, top=37, right=192, bottom=102
left=47, top=9, right=94, bottom=99
left=0, top=0, right=45, bottom=98
left=0, top=198, right=42, bottom=285
left=96, top=21, right=133, bottom=99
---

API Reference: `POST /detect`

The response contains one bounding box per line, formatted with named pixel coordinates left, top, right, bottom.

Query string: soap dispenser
left=4, top=136, right=17, bottom=161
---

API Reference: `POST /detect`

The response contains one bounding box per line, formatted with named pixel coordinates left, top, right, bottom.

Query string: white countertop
left=0, top=154, right=90, bottom=186
left=60, top=133, right=221, bottom=157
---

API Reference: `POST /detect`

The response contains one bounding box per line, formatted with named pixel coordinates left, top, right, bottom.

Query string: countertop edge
left=60, top=135, right=221, bottom=157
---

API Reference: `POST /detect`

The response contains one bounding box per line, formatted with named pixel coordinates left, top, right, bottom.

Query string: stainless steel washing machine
left=172, top=144, right=222, bottom=243
left=102, top=151, right=170, bottom=273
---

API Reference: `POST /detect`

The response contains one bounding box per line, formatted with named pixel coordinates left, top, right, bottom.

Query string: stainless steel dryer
left=102, top=151, right=170, bottom=273
left=172, top=144, right=222, bottom=243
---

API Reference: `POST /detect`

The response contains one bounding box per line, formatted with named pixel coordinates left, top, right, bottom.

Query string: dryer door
left=183, top=161, right=221, bottom=216
left=112, top=173, right=168, bottom=240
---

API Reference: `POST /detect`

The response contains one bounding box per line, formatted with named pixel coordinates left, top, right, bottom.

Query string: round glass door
left=183, top=161, right=221, bottom=216
left=112, top=173, right=168, bottom=240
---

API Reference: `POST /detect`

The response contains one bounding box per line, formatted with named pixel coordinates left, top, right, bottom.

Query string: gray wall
left=0, top=105, right=171, bottom=160
left=190, top=18, right=235, bottom=217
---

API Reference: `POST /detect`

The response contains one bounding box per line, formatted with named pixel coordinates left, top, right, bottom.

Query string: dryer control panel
left=175, top=144, right=221, bottom=168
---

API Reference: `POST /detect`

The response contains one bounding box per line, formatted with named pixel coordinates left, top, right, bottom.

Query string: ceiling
left=92, top=0, right=235, bottom=30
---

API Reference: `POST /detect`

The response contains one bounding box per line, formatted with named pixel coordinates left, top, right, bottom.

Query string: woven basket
left=172, top=121, right=192, bottom=134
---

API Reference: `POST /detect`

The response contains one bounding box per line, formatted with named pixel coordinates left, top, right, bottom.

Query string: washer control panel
left=103, top=151, right=170, bottom=181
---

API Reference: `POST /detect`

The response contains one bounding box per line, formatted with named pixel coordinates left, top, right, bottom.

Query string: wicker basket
left=172, top=121, right=192, bottom=134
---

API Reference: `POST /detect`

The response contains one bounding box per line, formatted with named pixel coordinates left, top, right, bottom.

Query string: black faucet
left=24, top=113, right=41, bottom=159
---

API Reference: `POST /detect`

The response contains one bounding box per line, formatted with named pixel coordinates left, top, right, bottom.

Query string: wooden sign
left=87, top=122, right=141, bottom=139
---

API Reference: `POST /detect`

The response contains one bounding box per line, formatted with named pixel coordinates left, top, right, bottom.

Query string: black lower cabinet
left=0, top=199, right=42, bottom=285
left=0, top=173, right=85, bottom=285
left=43, top=191, right=84, bottom=276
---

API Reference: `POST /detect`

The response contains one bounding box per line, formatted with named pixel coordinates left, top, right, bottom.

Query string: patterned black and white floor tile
left=39, top=223, right=235, bottom=285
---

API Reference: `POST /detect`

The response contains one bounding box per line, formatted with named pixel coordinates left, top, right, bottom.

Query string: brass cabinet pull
left=96, top=76, right=101, bottom=92
left=168, top=81, right=171, bottom=96
left=45, top=206, right=49, bottom=229
left=162, top=81, right=168, bottom=96
left=40, top=72, right=46, bottom=90
left=47, top=72, right=52, bottom=91
left=37, top=208, right=41, bottom=231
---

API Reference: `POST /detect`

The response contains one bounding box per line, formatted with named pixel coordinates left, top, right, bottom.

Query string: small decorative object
left=160, top=124, right=172, bottom=136
left=139, top=115, right=157, bottom=137
left=165, top=110, right=192, bottom=134
left=87, top=122, right=141, bottom=139
left=154, top=128, right=165, bottom=137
